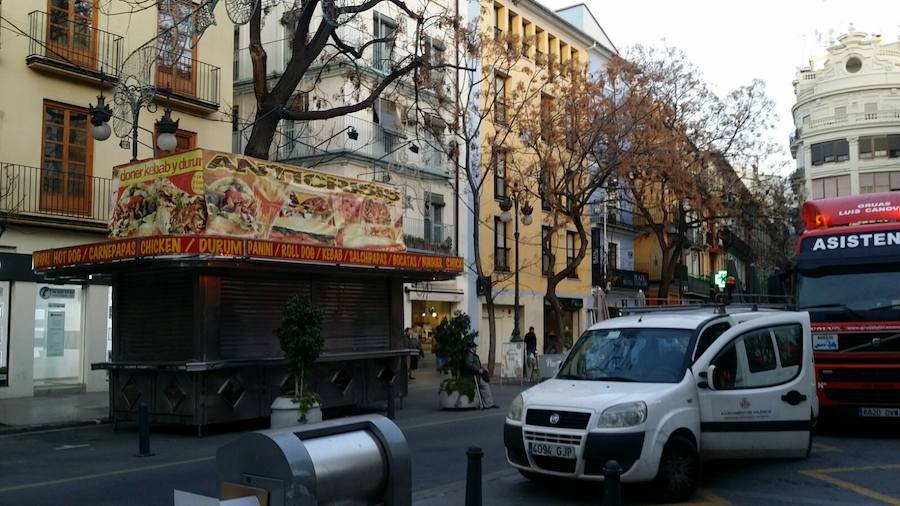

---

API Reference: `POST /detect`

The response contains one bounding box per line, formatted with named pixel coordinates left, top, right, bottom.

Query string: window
left=157, top=0, right=196, bottom=97
left=494, top=74, right=507, bottom=125
left=606, top=241, right=618, bottom=273
left=834, top=106, right=847, bottom=121
left=694, top=322, right=731, bottom=359
left=424, top=37, right=445, bottom=86
left=374, top=98, right=401, bottom=133
left=541, top=226, right=552, bottom=274
left=154, top=128, right=196, bottom=157
left=709, top=324, right=803, bottom=390
left=860, top=171, right=900, bottom=194
left=40, top=100, right=93, bottom=215
left=46, top=0, right=98, bottom=68
left=811, top=139, right=849, bottom=165
left=232, top=106, right=239, bottom=132
left=859, top=135, right=900, bottom=159
left=846, top=57, right=862, bottom=73
left=864, top=103, right=878, bottom=120
left=566, top=231, right=577, bottom=277
left=233, top=26, right=240, bottom=78
left=540, top=93, right=553, bottom=141
left=811, top=175, right=851, bottom=199
left=33, top=284, right=84, bottom=387
left=558, top=328, right=693, bottom=383
left=423, top=193, right=445, bottom=244
left=493, top=149, right=507, bottom=200
left=373, top=14, right=396, bottom=72
left=539, top=169, right=551, bottom=211
left=494, top=217, right=509, bottom=271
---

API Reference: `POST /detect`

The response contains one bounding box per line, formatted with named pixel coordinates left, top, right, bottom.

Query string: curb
left=0, top=418, right=111, bottom=436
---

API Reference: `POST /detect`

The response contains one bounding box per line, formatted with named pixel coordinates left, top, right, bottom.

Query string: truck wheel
left=654, top=435, right=700, bottom=503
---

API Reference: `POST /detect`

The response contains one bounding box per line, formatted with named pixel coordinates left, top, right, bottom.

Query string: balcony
left=26, top=10, right=122, bottom=83
left=153, top=46, right=221, bottom=111
left=403, top=216, right=454, bottom=255
left=684, top=275, right=712, bottom=297
left=235, top=115, right=447, bottom=178
left=805, top=111, right=900, bottom=135
left=0, top=163, right=112, bottom=230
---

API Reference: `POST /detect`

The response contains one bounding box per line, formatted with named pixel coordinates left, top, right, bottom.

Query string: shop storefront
left=406, top=283, right=463, bottom=354
left=0, top=252, right=110, bottom=398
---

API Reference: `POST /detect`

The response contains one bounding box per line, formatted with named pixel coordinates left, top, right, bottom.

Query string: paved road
left=3, top=379, right=900, bottom=505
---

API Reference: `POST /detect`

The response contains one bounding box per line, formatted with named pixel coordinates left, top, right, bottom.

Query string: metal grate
left=524, top=431, right=582, bottom=446
left=525, top=409, right=592, bottom=430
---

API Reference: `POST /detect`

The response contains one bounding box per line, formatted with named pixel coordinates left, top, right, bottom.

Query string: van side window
left=694, top=322, right=730, bottom=359
left=710, top=324, right=804, bottom=390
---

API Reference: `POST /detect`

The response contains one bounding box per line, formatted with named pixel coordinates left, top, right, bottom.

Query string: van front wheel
left=653, top=435, right=700, bottom=503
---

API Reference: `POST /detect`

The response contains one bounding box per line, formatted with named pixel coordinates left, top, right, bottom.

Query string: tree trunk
left=244, top=102, right=281, bottom=160
left=545, top=281, right=565, bottom=347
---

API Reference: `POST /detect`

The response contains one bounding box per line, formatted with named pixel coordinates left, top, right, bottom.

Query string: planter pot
left=439, top=389, right=480, bottom=410
left=270, top=396, right=322, bottom=428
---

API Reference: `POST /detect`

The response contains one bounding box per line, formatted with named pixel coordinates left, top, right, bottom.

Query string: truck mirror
left=706, top=365, right=718, bottom=391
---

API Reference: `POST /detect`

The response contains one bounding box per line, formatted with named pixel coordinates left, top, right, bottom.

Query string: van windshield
left=557, top=328, right=693, bottom=383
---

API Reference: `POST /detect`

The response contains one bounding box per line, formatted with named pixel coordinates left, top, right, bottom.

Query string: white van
left=504, top=308, right=817, bottom=502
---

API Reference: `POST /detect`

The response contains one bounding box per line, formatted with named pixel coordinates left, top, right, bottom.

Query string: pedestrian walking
left=524, top=326, right=538, bottom=379
left=408, top=328, right=423, bottom=379
left=464, top=342, right=498, bottom=409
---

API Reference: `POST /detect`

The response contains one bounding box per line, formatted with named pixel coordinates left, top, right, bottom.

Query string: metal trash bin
left=217, top=415, right=410, bottom=506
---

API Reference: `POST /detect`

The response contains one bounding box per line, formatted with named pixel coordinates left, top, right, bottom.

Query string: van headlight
left=507, top=394, right=524, bottom=422
left=598, top=401, right=647, bottom=428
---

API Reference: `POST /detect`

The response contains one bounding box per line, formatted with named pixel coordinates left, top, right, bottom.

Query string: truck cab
left=504, top=308, right=814, bottom=502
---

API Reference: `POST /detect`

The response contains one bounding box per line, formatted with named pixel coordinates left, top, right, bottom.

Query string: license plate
left=528, top=442, right=576, bottom=459
left=814, top=334, right=839, bottom=351
left=859, top=407, right=900, bottom=418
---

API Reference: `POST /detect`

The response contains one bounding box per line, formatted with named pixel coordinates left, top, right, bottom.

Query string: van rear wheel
left=654, top=435, right=700, bottom=503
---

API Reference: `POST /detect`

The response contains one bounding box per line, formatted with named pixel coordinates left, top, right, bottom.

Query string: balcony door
left=156, top=0, right=197, bottom=97
left=46, top=0, right=98, bottom=68
left=40, top=101, right=93, bottom=216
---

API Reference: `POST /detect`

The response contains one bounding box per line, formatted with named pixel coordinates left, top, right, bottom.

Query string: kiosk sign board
left=108, top=149, right=406, bottom=252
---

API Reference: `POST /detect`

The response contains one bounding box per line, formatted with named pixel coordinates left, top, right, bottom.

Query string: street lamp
left=499, top=190, right=534, bottom=383
left=89, top=86, right=182, bottom=161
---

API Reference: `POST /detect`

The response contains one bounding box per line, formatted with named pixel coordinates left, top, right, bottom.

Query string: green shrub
left=275, top=295, right=324, bottom=422
left=434, top=311, right=478, bottom=383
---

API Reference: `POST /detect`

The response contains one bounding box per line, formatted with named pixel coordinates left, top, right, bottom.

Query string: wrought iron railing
left=0, top=163, right=112, bottom=225
left=27, top=10, right=122, bottom=77
left=154, top=46, right=221, bottom=106
left=403, top=216, right=453, bottom=255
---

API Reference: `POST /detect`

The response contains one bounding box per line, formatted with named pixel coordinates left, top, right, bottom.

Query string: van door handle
left=781, top=390, right=807, bottom=406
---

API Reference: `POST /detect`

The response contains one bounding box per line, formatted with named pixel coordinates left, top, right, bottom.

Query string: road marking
left=800, top=464, right=900, bottom=506
left=812, top=442, right=842, bottom=453
left=693, top=489, right=732, bottom=505
left=400, top=412, right=508, bottom=430
left=0, top=456, right=214, bottom=494
left=54, top=444, right=90, bottom=451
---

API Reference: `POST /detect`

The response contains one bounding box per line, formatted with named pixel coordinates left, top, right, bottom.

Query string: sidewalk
left=0, top=390, right=109, bottom=432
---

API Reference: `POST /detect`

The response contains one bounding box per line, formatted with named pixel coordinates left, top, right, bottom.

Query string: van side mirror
left=704, top=365, right=718, bottom=391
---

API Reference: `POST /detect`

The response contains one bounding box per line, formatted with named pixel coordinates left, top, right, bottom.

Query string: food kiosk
left=32, top=149, right=463, bottom=430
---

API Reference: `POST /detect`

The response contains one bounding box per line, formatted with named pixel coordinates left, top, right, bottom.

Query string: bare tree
left=608, top=45, right=781, bottom=300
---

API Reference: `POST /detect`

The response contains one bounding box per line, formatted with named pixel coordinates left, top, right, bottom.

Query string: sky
left=541, top=0, right=900, bottom=175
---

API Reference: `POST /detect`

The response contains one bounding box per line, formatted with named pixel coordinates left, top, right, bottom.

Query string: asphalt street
left=2, top=380, right=900, bottom=505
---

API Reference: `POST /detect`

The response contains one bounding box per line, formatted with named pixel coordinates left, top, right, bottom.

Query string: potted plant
left=434, top=311, right=480, bottom=409
left=271, top=295, right=324, bottom=428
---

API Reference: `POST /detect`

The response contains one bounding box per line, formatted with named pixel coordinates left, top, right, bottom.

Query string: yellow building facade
left=0, top=0, right=232, bottom=398
left=477, top=0, right=594, bottom=365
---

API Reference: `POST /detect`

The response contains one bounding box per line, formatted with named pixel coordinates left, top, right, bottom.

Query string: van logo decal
left=549, top=413, right=560, bottom=425
left=739, top=398, right=751, bottom=409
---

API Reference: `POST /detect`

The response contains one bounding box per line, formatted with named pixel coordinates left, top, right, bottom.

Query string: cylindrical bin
left=216, top=414, right=410, bottom=506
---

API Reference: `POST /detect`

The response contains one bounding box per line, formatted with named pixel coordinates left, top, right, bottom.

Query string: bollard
left=386, top=383, right=396, bottom=420
left=465, top=446, right=483, bottom=506
left=602, top=460, right=622, bottom=506
left=137, top=401, right=153, bottom=457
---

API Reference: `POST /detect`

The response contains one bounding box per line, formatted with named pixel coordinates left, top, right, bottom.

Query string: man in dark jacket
left=524, top=327, right=538, bottom=379
left=464, top=342, right=497, bottom=408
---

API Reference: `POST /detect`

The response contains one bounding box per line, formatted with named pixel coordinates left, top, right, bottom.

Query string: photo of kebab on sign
left=335, top=196, right=405, bottom=251
left=268, top=188, right=337, bottom=244
left=205, top=177, right=263, bottom=236
left=109, top=179, right=206, bottom=238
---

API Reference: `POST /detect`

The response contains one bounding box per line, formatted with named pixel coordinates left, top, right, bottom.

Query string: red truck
left=797, top=191, right=900, bottom=420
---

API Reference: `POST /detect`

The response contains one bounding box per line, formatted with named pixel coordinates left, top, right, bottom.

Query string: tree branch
left=249, top=1, right=269, bottom=103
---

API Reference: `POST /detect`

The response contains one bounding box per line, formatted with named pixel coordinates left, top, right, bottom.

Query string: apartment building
left=791, top=26, right=900, bottom=199
left=0, top=0, right=232, bottom=398
left=231, top=0, right=464, bottom=348
left=475, top=0, right=602, bottom=358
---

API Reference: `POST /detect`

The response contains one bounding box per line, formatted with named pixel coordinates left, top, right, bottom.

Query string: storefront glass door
left=33, top=284, right=84, bottom=387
